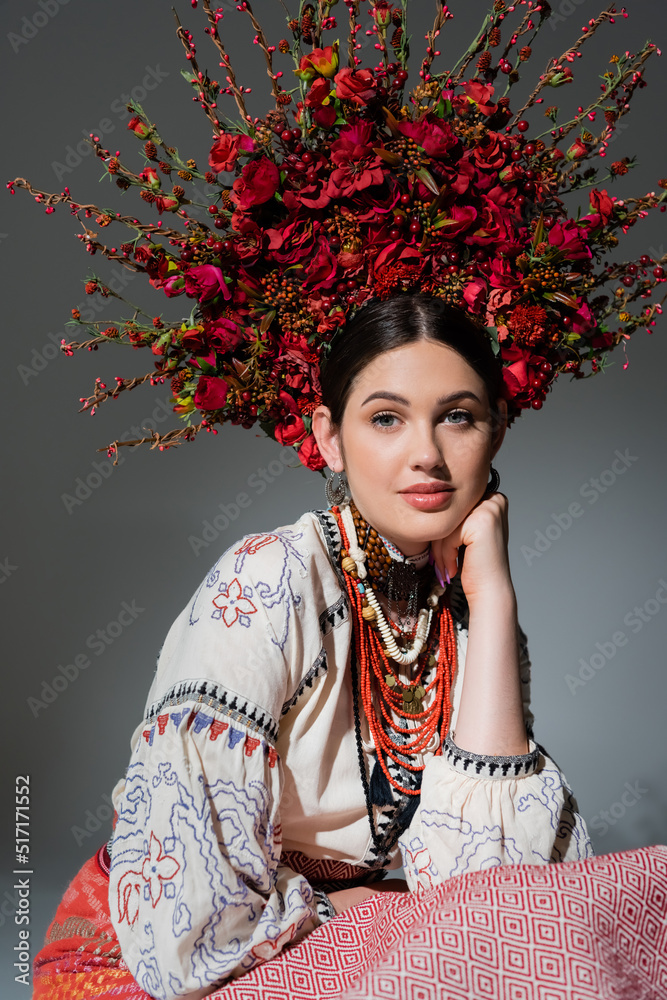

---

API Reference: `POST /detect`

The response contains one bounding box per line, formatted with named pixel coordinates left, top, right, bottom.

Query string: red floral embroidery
left=212, top=578, right=258, bottom=627
left=142, top=833, right=181, bottom=908
left=235, top=534, right=278, bottom=557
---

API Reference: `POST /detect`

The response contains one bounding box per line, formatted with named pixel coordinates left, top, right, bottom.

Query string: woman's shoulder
left=203, top=508, right=342, bottom=591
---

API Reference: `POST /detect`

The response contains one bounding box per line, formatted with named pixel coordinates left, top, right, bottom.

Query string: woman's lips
left=399, top=485, right=455, bottom=511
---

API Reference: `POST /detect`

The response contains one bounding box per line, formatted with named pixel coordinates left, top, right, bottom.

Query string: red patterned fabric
left=34, top=845, right=667, bottom=1000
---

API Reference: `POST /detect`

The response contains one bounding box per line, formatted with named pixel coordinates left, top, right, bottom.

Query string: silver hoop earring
left=325, top=470, right=348, bottom=506
left=484, top=465, right=500, bottom=497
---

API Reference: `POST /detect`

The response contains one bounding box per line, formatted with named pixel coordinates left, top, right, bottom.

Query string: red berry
left=281, top=130, right=292, bottom=142
left=621, top=275, right=635, bottom=287
left=389, top=228, right=402, bottom=240
left=627, top=264, right=638, bottom=275
left=653, top=266, right=665, bottom=279
left=530, top=398, right=544, bottom=409
left=400, top=193, right=411, bottom=206
left=524, top=143, right=536, bottom=156
left=517, top=119, right=529, bottom=132
left=511, top=149, right=522, bottom=161
left=639, top=254, right=651, bottom=266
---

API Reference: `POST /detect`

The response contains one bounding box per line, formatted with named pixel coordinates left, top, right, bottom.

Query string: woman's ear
left=490, top=396, right=508, bottom=460
left=311, top=405, right=344, bottom=472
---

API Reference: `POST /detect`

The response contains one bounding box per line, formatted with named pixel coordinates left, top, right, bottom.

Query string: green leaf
left=485, top=325, right=501, bottom=357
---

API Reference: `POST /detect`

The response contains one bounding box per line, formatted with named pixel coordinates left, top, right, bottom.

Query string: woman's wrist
left=465, top=578, right=517, bottom=617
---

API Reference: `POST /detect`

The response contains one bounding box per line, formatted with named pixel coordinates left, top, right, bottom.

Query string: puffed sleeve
left=108, top=529, right=328, bottom=1000
left=399, top=622, right=593, bottom=894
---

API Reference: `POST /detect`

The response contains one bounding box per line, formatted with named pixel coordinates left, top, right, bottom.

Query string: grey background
left=1, top=0, right=666, bottom=994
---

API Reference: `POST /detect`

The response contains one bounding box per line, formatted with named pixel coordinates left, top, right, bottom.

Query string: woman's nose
left=408, top=422, right=446, bottom=472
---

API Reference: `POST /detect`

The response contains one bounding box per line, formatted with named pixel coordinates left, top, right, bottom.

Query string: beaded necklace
left=333, top=502, right=456, bottom=799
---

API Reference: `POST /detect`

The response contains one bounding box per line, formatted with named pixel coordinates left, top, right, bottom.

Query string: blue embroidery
left=420, top=810, right=526, bottom=876
left=228, top=728, right=244, bottom=749
left=187, top=528, right=307, bottom=651
left=112, top=756, right=314, bottom=995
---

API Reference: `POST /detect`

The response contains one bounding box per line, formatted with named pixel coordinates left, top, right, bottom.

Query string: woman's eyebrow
left=361, top=390, right=483, bottom=407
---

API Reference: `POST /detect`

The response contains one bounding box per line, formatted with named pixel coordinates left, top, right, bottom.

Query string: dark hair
left=320, top=294, right=504, bottom=426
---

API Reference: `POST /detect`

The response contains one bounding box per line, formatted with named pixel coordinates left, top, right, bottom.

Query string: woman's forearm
left=451, top=585, right=529, bottom=757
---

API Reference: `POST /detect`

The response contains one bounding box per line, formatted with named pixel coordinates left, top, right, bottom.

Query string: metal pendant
left=402, top=684, right=426, bottom=714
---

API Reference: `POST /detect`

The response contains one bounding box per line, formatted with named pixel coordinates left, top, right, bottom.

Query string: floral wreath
left=8, top=0, right=667, bottom=471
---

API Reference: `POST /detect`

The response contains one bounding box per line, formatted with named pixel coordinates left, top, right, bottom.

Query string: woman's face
left=313, top=338, right=507, bottom=555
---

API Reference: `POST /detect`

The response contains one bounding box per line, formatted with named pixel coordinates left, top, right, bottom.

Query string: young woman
left=33, top=295, right=635, bottom=1000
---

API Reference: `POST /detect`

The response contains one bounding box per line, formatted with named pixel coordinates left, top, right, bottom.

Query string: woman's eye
left=371, top=411, right=398, bottom=429
left=444, top=409, right=473, bottom=426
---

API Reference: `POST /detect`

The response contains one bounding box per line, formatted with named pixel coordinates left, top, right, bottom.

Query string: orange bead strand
left=334, top=505, right=456, bottom=796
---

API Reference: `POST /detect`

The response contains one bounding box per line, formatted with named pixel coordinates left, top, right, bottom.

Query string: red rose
left=305, top=78, right=337, bottom=129
left=274, top=413, right=307, bottom=446
left=298, top=433, right=326, bottom=472
left=463, top=278, right=487, bottom=314
left=499, top=343, right=531, bottom=399
left=153, top=195, right=180, bottom=214
left=266, top=218, right=317, bottom=265
left=398, top=117, right=457, bottom=158
left=194, top=376, right=229, bottom=410
left=587, top=188, right=614, bottom=227
left=206, top=318, right=245, bottom=353
left=183, top=265, right=231, bottom=302
left=232, top=157, right=280, bottom=211
left=433, top=204, right=477, bottom=239
left=295, top=43, right=339, bottom=81
left=462, top=80, right=497, bottom=116
left=273, top=390, right=307, bottom=447
left=127, top=115, right=151, bottom=138
left=548, top=221, right=592, bottom=262
left=333, top=67, right=377, bottom=106
left=208, top=133, right=253, bottom=173
left=140, top=167, right=160, bottom=190
left=304, top=241, right=338, bottom=291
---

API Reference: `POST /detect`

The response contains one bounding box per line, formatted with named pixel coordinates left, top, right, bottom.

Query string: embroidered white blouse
left=108, top=509, right=592, bottom=999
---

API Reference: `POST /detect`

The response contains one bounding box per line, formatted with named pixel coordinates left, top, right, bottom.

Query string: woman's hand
left=328, top=879, right=410, bottom=916
left=430, top=491, right=514, bottom=606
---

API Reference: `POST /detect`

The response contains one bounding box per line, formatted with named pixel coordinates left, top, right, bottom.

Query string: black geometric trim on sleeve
left=145, top=678, right=279, bottom=744
left=443, top=732, right=541, bottom=779
left=312, top=888, right=337, bottom=923
left=319, top=594, right=349, bottom=636
left=280, top=649, right=328, bottom=717
left=312, top=508, right=345, bottom=587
